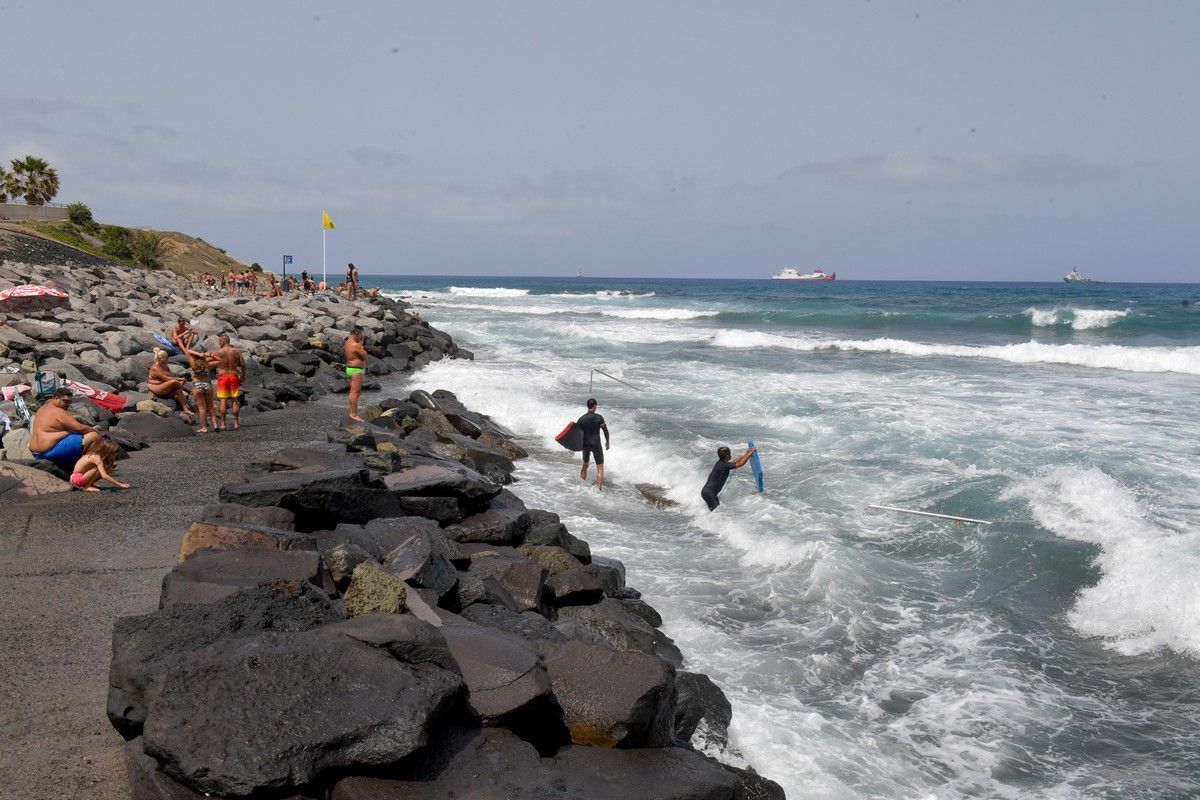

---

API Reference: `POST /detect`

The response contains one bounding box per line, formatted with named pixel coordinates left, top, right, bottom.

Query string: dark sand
left=0, top=397, right=351, bottom=799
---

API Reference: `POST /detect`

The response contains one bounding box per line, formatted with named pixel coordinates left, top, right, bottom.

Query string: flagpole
left=322, top=228, right=327, bottom=288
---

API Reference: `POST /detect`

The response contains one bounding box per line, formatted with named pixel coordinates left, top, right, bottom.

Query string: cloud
left=349, top=145, right=410, bottom=169
left=786, top=153, right=1118, bottom=190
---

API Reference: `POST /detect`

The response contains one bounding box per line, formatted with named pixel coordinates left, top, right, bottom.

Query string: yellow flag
left=322, top=210, right=336, bottom=230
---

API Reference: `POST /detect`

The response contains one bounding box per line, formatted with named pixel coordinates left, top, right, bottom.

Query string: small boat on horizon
left=1064, top=267, right=1103, bottom=284
left=772, top=267, right=836, bottom=281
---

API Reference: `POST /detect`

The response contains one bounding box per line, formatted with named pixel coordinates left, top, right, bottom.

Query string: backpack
left=34, top=370, right=60, bottom=400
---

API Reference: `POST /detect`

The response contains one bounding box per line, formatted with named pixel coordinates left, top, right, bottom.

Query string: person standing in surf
left=344, top=327, right=368, bottom=421
left=577, top=398, right=610, bottom=491
left=701, top=445, right=756, bottom=511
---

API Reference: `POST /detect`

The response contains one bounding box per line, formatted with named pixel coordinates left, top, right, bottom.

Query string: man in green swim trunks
left=344, top=326, right=368, bottom=421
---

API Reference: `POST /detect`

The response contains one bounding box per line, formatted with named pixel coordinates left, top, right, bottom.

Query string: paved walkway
left=0, top=399, right=343, bottom=799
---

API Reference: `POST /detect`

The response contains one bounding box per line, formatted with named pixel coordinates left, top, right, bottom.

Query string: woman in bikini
left=70, top=438, right=129, bottom=493
left=148, top=348, right=195, bottom=423
left=186, top=347, right=218, bottom=432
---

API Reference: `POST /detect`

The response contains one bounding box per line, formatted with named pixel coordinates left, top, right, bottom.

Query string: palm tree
left=0, top=164, right=8, bottom=203
left=8, top=155, right=60, bottom=205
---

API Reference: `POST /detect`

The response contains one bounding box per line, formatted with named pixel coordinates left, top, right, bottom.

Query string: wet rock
left=523, top=521, right=592, bottom=563
left=452, top=568, right=520, bottom=613
left=558, top=598, right=684, bottom=667
left=635, top=482, right=680, bottom=509
left=444, top=500, right=530, bottom=545
left=519, top=543, right=584, bottom=575
left=674, top=671, right=734, bottom=746
left=397, top=495, right=462, bottom=524
left=331, top=726, right=739, bottom=800
left=547, top=563, right=623, bottom=607
left=540, top=639, right=676, bottom=748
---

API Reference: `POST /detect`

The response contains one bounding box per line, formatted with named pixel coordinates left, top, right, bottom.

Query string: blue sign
left=283, top=255, right=293, bottom=263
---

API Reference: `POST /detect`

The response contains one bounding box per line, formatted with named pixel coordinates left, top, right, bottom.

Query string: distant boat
left=576, top=268, right=583, bottom=279
left=772, top=267, right=836, bottom=281
left=1064, top=267, right=1103, bottom=284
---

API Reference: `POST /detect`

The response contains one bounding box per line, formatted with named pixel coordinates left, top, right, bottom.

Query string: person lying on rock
left=29, top=387, right=102, bottom=472
left=701, top=445, right=757, bottom=511
left=344, top=326, right=368, bottom=422
left=70, top=437, right=129, bottom=492
left=148, top=348, right=195, bottom=423
left=210, top=335, right=246, bottom=431
left=170, top=317, right=195, bottom=353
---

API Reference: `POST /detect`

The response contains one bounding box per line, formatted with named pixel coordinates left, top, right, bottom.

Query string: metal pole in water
left=868, top=504, right=992, bottom=526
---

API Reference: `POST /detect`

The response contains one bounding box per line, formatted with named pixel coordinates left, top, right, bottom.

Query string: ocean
left=375, top=276, right=1200, bottom=799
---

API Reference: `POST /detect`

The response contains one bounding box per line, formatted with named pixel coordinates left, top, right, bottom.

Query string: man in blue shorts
left=28, top=387, right=101, bottom=470
left=576, top=398, right=610, bottom=490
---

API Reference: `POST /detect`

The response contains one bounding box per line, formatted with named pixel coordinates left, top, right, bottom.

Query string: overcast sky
left=4, top=1, right=1198, bottom=281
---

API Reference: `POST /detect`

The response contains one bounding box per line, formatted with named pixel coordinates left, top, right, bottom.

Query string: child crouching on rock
left=70, top=438, right=129, bottom=493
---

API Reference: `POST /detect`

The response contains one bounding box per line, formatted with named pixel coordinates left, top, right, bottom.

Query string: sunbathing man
left=148, top=348, right=195, bottom=423
left=211, top=334, right=246, bottom=430
left=169, top=317, right=195, bottom=352
left=29, top=387, right=102, bottom=472
left=344, top=326, right=368, bottom=421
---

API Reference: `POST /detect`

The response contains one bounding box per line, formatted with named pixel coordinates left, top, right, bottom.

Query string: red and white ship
left=771, top=267, right=836, bottom=281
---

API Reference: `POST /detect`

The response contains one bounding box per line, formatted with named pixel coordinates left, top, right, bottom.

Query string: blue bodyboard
left=153, top=332, right=179, bottom=353
left=748, top=439, right=764, bottom=493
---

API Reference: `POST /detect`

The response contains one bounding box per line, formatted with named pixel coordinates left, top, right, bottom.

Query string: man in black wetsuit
left=577, top=397, right=610, bottom=490
left=701, top=445, right=756, bottom=511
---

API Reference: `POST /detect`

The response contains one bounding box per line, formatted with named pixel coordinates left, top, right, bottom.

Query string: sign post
left=282, top=254, right=293, bottom=278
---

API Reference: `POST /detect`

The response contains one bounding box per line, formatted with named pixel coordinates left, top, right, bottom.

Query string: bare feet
left=83, top=486, right=100, bottom=493
left=198, top=427, right=208, bottom=433
left=349, top=414, right=365, bottom=422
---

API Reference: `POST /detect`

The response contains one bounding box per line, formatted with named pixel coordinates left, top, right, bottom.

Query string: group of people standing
left=570, top=398, right=756, bottom=510
left=153, top=319, right=246, bottom=433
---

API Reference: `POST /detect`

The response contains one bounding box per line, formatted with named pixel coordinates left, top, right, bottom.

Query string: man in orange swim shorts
left=211, top=334, right=246, bottom=430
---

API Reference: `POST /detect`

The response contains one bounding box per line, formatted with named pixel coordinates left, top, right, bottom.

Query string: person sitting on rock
left=70, top=437, right=129, bottom=493
left=148, top=348, right=195, bottom=423
left=170, top=317, right=195, bottom=352
left=28, top=387, right=102, bottom=472
left=266, top=273, right=281, bottom=298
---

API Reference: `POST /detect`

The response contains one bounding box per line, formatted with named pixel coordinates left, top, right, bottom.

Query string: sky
left=3, top=1, right=1198, bottom=281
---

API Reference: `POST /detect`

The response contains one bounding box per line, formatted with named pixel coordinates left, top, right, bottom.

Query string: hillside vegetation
left=0, top=220, right=250, bottom=277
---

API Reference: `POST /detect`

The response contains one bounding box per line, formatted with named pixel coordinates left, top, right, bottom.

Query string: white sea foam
left=1024, top=306, right=1131, bottom=330
left=447, top=286, right=530, bottom=297
left=416, top=299, right=718, bottom=322
left=710, top=330, right=1200, bottom=375
left=1005, top=467, right=1200, bottom=657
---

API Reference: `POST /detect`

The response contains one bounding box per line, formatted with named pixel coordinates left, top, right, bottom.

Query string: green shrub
left=251, top=262, right=263, bottom=272
left=66, top=202, right=93, bottom=226
left=99, top=225, right=134, bottom=260
left=130, top=231, right=163, bottom=269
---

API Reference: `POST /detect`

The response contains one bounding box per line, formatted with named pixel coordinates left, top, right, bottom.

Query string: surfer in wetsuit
left=577, top=398, right=610, bottom=491
left=701, top=445, right=756, bottom=511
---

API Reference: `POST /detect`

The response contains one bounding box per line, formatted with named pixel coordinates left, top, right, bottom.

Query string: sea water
left=376, top=277, right=1200, bottom=799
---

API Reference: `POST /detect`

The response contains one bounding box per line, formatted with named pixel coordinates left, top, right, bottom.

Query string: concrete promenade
left=0, top=399, right=344, bottom=799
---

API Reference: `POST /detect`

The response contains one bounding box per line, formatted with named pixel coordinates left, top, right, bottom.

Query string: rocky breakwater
left=0, top=258, right=463, bottom=488
left=108, top=389, right=786, bottom=800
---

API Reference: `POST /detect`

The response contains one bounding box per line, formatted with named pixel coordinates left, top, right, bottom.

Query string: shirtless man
left=28, top=387, right=101, bottom=471
left=210, top=334, right=246, bottom=430
left=344, top=326, right=368, bottom=421
left=169, top=317, right=195, bottom=352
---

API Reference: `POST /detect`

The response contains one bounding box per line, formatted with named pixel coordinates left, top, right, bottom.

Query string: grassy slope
left=0, top=220, right=251, bottom=276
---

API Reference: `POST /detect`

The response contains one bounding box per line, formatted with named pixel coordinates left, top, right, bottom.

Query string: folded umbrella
left=0, top=284, right=70, bottom=315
